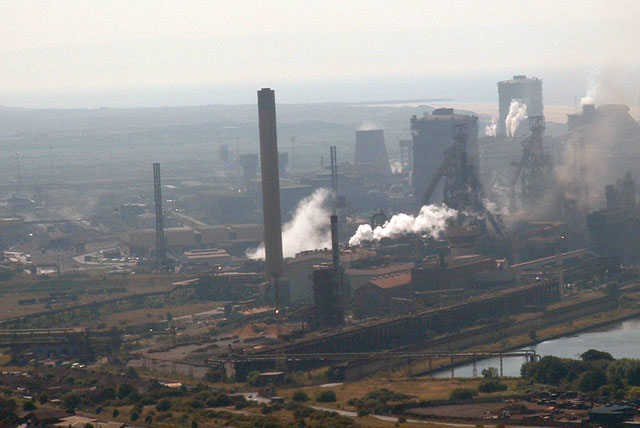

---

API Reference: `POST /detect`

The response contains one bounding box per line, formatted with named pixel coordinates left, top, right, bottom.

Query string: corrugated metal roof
left=369, top=272, right=412, bottom=289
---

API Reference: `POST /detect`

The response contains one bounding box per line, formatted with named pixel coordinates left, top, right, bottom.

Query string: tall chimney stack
left=257, top=88, right=284, bottom=281
left=153, top=163, right=166, bottom=269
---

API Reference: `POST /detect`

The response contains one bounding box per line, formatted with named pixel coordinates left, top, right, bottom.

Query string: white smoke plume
left=505, top=100, right=527, bottom=137
left=390, top=160, right=403, bottom=174
left=348, top=204, right=457, bottom=246
left=247, top=188, right=333, bottom=260
left=358, top=121, right=381, bottom=131
left=484, top=117, right=497, bottom=137
left=580, top=84, right=596, bottom=106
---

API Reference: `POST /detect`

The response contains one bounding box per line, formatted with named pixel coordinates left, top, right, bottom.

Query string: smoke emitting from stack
left=505, top=100, right=528, bottom=137
left=247, top=188, right=333, bottom=259
left=348, top=204, right=457, bottom=246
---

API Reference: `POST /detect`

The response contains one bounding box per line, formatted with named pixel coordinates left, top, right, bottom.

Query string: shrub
left=156, top=399, right=172, bottom=412
left=478, top=378, right=508, bottom=393
left=246, top=370, right=261, bottom=386
left=449, top=388, right=476, bottom=401
left=118, top=383, right=134, bottom=399
left=292, top=391, right=309, bottom=402
left=23, top=400, right=36, bottom=411
left=63, top=394, right=81, bottom=411
left=206, top=394, right=231, bottom=407
left=316, top=390, right=337, bottom=403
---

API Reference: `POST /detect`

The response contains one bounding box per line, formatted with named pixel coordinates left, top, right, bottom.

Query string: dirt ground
left=406, top=400, right=548, bottom=418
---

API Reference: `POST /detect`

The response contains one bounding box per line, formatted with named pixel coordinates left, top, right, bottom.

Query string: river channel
left=434, top=318, right=640, bottom=378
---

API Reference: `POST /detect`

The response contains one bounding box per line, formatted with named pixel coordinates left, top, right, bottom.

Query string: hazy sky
left=2, top=0, right=639, bottom=108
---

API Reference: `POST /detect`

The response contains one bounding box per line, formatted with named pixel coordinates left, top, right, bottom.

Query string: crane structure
left=510, top=116, right=553, bottom=212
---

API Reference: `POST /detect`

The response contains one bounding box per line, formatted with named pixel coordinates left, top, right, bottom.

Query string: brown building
left=345, top=262, right=415, bottom=291
left=353, top=272, right=413, bottom=318
left=412, top=254, right=497, bottom=291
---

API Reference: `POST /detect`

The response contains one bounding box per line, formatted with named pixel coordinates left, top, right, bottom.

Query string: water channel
left=434, top=318, right=640, bottom=378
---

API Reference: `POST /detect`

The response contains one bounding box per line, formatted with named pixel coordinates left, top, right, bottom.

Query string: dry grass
left=96, top=301, right=222, bottom=328
left=283, top=377, right=520, bottom=410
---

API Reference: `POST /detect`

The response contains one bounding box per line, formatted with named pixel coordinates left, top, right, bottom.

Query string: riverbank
left=338, top=286, right=640, bottom=381
left=420, top=290, right=640, bottom=377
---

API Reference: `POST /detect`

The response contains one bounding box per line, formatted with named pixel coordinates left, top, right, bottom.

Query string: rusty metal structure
left=510, top=116, right=553, bottom=211
left=422, top=124, right=507, bottom=235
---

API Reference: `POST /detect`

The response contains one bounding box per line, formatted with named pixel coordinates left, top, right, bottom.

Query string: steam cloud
left=580, top=85, right=596, bottom=106
left=247, top=188, right=333, bottom=260
left=484, top=117, right=497, bottom=137
left=505, top=100, right=527, bottom=137
left=358, top=121, right=381, bottom=131
left=348, top=204, right=457, bottom=246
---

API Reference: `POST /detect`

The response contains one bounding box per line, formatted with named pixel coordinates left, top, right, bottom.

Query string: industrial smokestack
left=153, top=163, right=166, bottom=269
left=331, top=214, right=340, bottom=271
left=257, top=88, right=284, bottom=280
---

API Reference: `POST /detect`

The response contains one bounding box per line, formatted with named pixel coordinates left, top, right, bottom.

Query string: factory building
left=121, top=227, right=195, bottom=256
left=119, top=203, right=147, bottom=227
left=285, top=248, right=374, bottom=303
left=312, top=263, right=343, bottom=329
left=497, top=75, right=543, bottom=136
left=353, top=272, right=413, bottom=319
left=345, top=262, right=415, bottom=292
left=412, top=254, right=497, bottom=291
left=410, top=108, right=479, bottom=205
left=354, top=129, right=392, bottom=176
left=119, top=223, right=263, bottom=257
left=239, top=154, right=259, bottom=182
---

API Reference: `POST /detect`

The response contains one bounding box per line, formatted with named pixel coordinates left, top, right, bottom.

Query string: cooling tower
left=497, top=75, right=543, bottom=136
left=354, top=129, right=392, bottom=176
left=257, top=88, right=284, bottom=278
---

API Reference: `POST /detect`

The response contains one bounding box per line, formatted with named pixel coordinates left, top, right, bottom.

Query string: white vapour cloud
left=247, top=188, right=333, bottom=260
left=358, top=121, right=381, bottom=131
left=390, top=160, right=403, bottom=174
left=505, top=100, right=527, bottom=138
left=580, top=87, right=596, bottom=106
left=484, top=117, right=497, bottom=137
left=348, top=204, right=457, bottom=246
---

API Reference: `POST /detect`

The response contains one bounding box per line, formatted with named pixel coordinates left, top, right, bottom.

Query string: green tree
left=478, top=379, right=508, bottom=393
left=155, top=399, right=172, bottom=412
left=521, top=356, right=568, bottom=385
left=579, top=369, right=608, bottom=392
left=246, top=370, right=261, bottom=386
left=316, top=390, right=337, bottom=403
left=450, top=388, right=476, bottom=401
left=581, top=349, right=614, bottom=362
left=292, top=391, right=309, bottom=402
left=118, top=383, right=134, bottom=399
